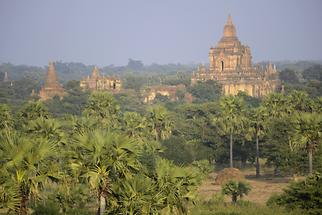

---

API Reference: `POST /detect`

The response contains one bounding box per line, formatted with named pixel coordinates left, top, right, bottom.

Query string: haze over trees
left=0, top=61, right=321, bottom=214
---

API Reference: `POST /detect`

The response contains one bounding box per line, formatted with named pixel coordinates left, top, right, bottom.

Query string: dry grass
left=197, top=167, right=291, bottom=204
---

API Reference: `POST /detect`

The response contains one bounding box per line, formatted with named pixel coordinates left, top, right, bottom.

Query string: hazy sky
left=0, top=0, right=322, bottom=66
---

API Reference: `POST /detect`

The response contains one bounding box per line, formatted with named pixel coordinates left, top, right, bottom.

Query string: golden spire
left=91, top=66, right=100, bottom=79
left=39, top=62, right=65, bottom=100
left=227, top=14, right=233, bottom=25
left=223, top=15, right=236, bottom=37
left=44, top=62, right=59, bottom=87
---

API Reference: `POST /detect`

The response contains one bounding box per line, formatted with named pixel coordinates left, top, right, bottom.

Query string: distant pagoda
left=39, top=62, right=65, bottom=100
left=1, top=71, right=13, bottom=86
left=3, top=71, right=9, bottom=82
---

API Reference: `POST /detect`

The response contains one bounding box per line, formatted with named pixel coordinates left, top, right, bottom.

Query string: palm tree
left=72, top=129, right=141, bottom=215
left=0, top=104, right=13, bottom=130
left=71, top=115, right=100, bottom=135
left=109, top=175, right=161, bottom=214
left=249, top=106, right=268, bottom=177
left=295, top=113, right=321, bottom=175
left=27, top=117, right=65, bottom=145
left=146, top=105, right=173, bottom=141
left=288, top=90, right=315, bottom=113
left=0, top=131, right=59, bottom=215
left=0, top=181, right=20, bottom=213
left=123, top=112, right=147, bottom=139
left=83, top=91, right=120, bottom=130
left=263, top=93, right=291, bottom=118
left=216, top=96, right=246, bottom=168
left=222, top=180, right=251, bottom=203
left=17, top=101, right=50, bottom=125
left=155, top=159, right=197, bottom=214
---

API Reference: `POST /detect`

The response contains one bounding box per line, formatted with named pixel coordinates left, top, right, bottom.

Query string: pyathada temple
left=191, top=15, right=279, bottom=97
left=80, top=66, right=121, bottom=92
left=39, top=62, right=65, bottom=100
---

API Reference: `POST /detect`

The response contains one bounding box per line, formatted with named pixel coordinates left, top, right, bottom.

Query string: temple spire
left=227, top=14, right=233, bottom=25
left=3, top=71, right=9, bottom=82
left=223, top=15, right=236, bottom=37
left=39, top=62, right=65, bottom=100
left=91, top=66, right=100, bottom=79
left=44, top=62, right=59, bottom=86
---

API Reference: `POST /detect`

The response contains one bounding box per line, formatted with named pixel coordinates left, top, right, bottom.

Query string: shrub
left=267, top=172, right=322, bottom=215
left=222, top=180, right=251, bottom=203
left=192, top=160, right=213, bottom=176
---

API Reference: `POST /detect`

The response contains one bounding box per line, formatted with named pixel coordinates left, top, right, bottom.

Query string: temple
left=80, top=66, right=121, bottom=92
left=142, top=84, right=192, bottom=103
left=1, top=71, right=13, bottom=87
left=191, top=15, right=279, bottom=97
left=39, top=62, right=65, bottom=100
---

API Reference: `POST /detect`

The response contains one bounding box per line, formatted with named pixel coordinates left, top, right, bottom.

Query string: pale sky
left=0, top=0, right=322, bottom=66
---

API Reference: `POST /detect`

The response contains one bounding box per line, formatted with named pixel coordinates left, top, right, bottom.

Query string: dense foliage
left=0, top=61, right=321, bottom=214
left=267, top=173, right=322, bottom=215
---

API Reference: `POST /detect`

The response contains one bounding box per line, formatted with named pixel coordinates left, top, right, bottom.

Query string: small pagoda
left=1, top=71, right=13, bottom=86
left=39, top=62, right=65, bottom=100
left=3, top=71, right=9, bottom=82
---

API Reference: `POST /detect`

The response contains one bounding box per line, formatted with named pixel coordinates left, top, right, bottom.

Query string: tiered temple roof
left=39, top=62, right=65, bottom=100
left=192, top=15, right=279, bottom=97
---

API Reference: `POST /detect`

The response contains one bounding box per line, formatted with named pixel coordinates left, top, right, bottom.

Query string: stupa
left=39, top=62, right=65, bottom=100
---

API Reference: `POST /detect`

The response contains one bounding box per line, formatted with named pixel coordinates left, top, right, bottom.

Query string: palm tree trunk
left=241, top=140, right=246, bottom=168
left=19, top=194, right=28, bottom=215
left=230, top=132, right=233, bottom=168
left=97, top=181, right=109, bottom=215
left=255, top=133, right=260, bottom=178
left=308, top=148, right=313, bottom=175
left=97, top=195, right=106, bottom=215
left=232, top=194, right=237, bottom=203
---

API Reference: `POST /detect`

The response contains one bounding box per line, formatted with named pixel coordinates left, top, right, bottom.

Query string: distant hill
left=0, top=60, right=198, bottom=84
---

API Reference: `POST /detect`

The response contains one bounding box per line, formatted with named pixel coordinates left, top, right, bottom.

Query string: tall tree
left=287, top=90, right=315, bottom=113
left=216, top=96, right=246, bottom=168
left=265, top=115, right=300, bottom=175
left=83, top=91, right=120, bottom=130
left=263, top=93, right=291, bottom=118
left=295, top=113, right=322, bottom=175
left=0, top=131, right=59, bottom=215
left=146, top=105, right=173, bottom=141
left=279, top=68, right=299, bottom=84
left=249, top=106, right=268, bottom=177
left=72, top=130, right=141, bottom=215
